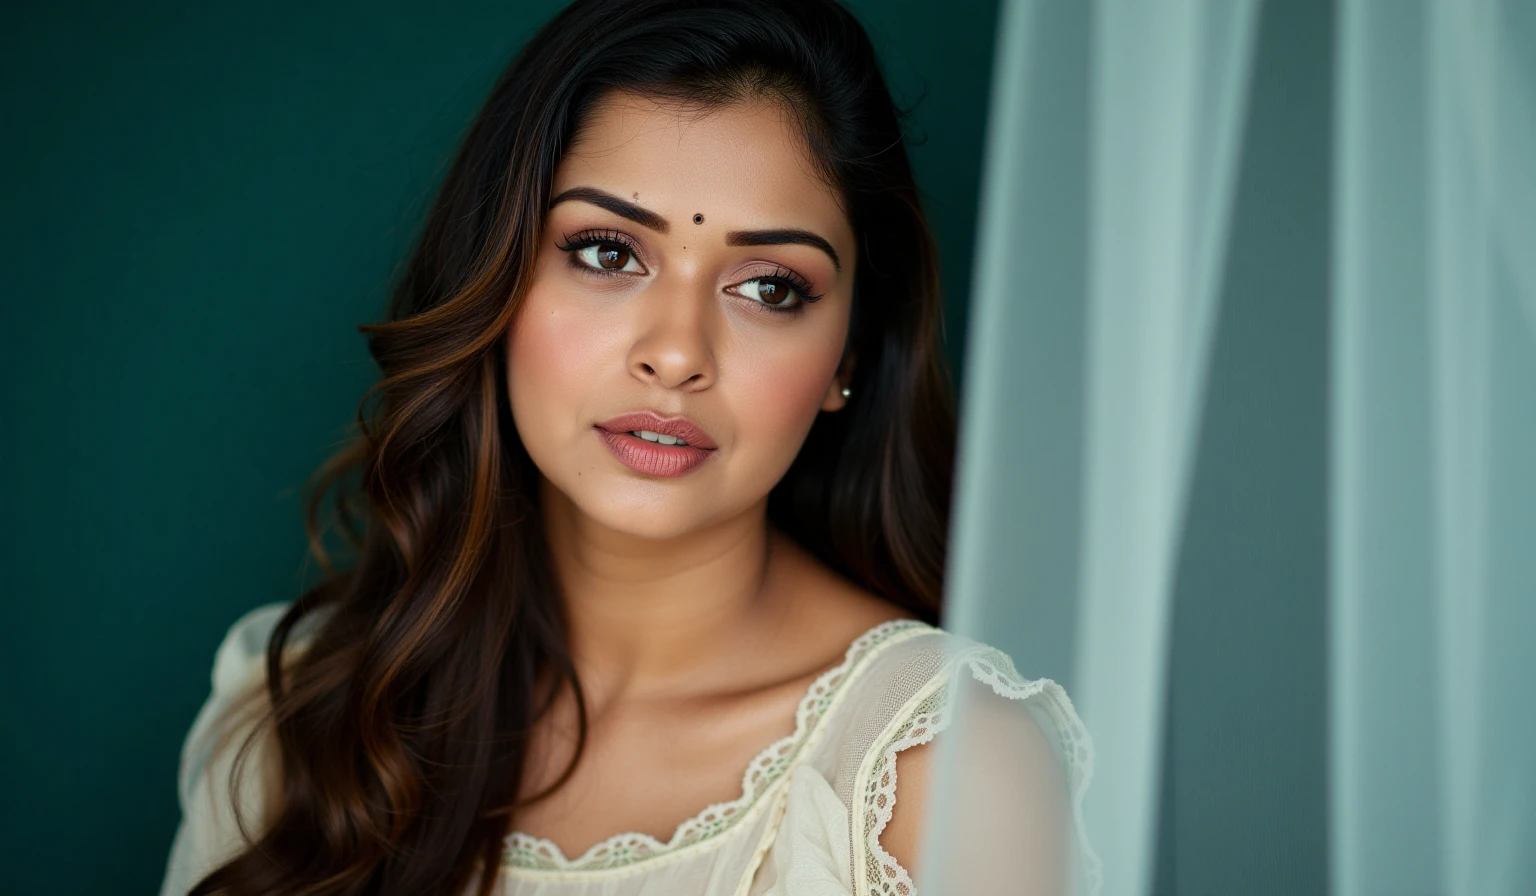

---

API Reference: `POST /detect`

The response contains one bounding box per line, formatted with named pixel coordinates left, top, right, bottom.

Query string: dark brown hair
left=192, top=0, right=955, bottom=893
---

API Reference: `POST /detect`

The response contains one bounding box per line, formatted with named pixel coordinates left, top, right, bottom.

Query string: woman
left=158, top=1, right=1097, bottom=894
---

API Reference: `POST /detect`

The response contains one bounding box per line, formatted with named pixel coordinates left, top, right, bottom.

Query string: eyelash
left=553, top=229, right=824, bottom=315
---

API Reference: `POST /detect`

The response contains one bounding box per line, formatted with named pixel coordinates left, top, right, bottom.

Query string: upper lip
left=595, top=411, right=719, bottom=450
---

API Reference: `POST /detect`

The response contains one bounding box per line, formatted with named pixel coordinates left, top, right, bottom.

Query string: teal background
left=1, top=1, right=1338, bottom=894
left=0, top=1, right=996, bottom=891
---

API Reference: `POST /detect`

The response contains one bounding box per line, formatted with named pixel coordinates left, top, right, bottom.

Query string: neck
left=539, top=477, right=787, bottom=702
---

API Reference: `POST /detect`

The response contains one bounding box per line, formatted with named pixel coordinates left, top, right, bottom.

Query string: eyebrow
left=548, top=187, right=670, bottom=234
left=548, top=185, right=842, bottom=271
left=726, top=229, right=841, bottom=271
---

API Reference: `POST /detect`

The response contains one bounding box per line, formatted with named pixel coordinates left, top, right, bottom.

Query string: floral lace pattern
left=859, top=645, right=1102, bottom=896
left=503, top=619, right=934, bottom=873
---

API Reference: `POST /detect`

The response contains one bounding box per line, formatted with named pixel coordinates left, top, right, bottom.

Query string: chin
left=585, top=499, right=712, bottom=542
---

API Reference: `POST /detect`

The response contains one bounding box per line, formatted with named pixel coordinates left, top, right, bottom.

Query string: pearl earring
left=840, top=386, right=851, bottom=398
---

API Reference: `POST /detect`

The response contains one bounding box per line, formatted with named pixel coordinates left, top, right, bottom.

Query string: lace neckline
left=502, top=617, right=933, bottom=873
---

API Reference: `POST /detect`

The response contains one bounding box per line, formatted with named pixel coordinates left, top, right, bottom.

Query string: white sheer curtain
left=927, top=0, right=1534, bottom=894
left=1332, top=1, right=1536, bottom=894
left=925, top=1, right=1258, bottom=894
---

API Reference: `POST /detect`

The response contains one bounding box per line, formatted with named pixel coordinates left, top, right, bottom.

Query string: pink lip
left=594, top=412, right=718, bottom=450
left=593, top=411, right=718, bottom=478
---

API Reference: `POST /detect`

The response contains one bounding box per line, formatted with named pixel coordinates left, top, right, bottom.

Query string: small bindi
left=693, top=213, right=704, bottom=224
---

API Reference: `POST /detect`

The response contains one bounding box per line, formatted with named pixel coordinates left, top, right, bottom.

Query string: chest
left=511, top=677, right=813, bottom=860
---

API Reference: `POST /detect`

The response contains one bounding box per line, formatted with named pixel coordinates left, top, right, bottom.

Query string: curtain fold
left=928, top=2, right=1259, bottom=895
left=1332, top=2, right=1536, bottom=895
left=931, top=0, right=1533, bottom=893
left=1073, top=6, right=1258, bottom=896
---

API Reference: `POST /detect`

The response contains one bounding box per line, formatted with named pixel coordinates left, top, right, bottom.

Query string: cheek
left=506, top=289, right=602, bottom=435
left=732, top=328, right=845, bottom=455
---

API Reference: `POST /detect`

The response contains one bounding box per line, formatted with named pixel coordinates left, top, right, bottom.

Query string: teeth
left=629, top=430, right=688, bottom=447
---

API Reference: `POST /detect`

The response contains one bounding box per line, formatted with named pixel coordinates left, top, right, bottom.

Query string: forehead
left=554, top=90, right=851, bottom=240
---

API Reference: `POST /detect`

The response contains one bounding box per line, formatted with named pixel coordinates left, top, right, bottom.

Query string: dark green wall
left=0, top=1, right=996, bottom=891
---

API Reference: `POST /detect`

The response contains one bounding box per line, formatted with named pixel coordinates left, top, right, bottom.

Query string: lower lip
left=595, top=428, right=716, bottom=477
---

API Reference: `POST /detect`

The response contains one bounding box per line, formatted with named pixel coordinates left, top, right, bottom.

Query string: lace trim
left=503, top=618, right=934, bottom=874
left=859, top=646, right=1103, bottom=896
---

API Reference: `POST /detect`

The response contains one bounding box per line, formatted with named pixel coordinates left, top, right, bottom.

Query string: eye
left=575, top=241, right=643, bottom=273
left=738, top=277, right=798, bottom=307
left=733, top=275, right=817, bottom=312
left=555, top=230, right=648, bottom=275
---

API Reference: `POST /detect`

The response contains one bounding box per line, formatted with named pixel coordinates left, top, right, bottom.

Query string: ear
left=820, top=350, right=857, bottom=412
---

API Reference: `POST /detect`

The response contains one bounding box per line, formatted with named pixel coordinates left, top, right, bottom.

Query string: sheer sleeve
left=857, top=645, right=1100, bottom=896
left=158, top=602, right=289, bottom=896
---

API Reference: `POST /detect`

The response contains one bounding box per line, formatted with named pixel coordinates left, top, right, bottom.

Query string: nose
left=625, top=277, right=718, bottom=392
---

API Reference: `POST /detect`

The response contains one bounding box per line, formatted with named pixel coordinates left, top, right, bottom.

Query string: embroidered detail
left=859, top=646, right=1102, bottom=896
left=503, top=618, right=933, bottom=873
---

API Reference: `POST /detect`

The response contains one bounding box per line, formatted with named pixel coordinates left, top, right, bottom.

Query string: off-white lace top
left=160, top=603, right=1101, bottom=896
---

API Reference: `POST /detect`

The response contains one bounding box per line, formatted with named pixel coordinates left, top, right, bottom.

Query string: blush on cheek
left=742, top=345, right=845, bottom=455
left=509, top=299, right=596, bottom=405
left=506, top=309, right=581, bottom=467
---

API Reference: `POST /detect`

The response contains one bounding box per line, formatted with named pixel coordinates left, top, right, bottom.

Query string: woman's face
left=506, top=90, right=857, bottom=541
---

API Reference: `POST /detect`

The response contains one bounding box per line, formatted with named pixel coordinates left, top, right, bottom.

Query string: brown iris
left=757, top=279, right=791, bottom=305
left=595, top=243, right=631, bottom=269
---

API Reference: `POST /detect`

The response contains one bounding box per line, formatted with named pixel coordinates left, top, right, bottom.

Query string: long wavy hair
left=192, top=0, right=956, bottom=893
